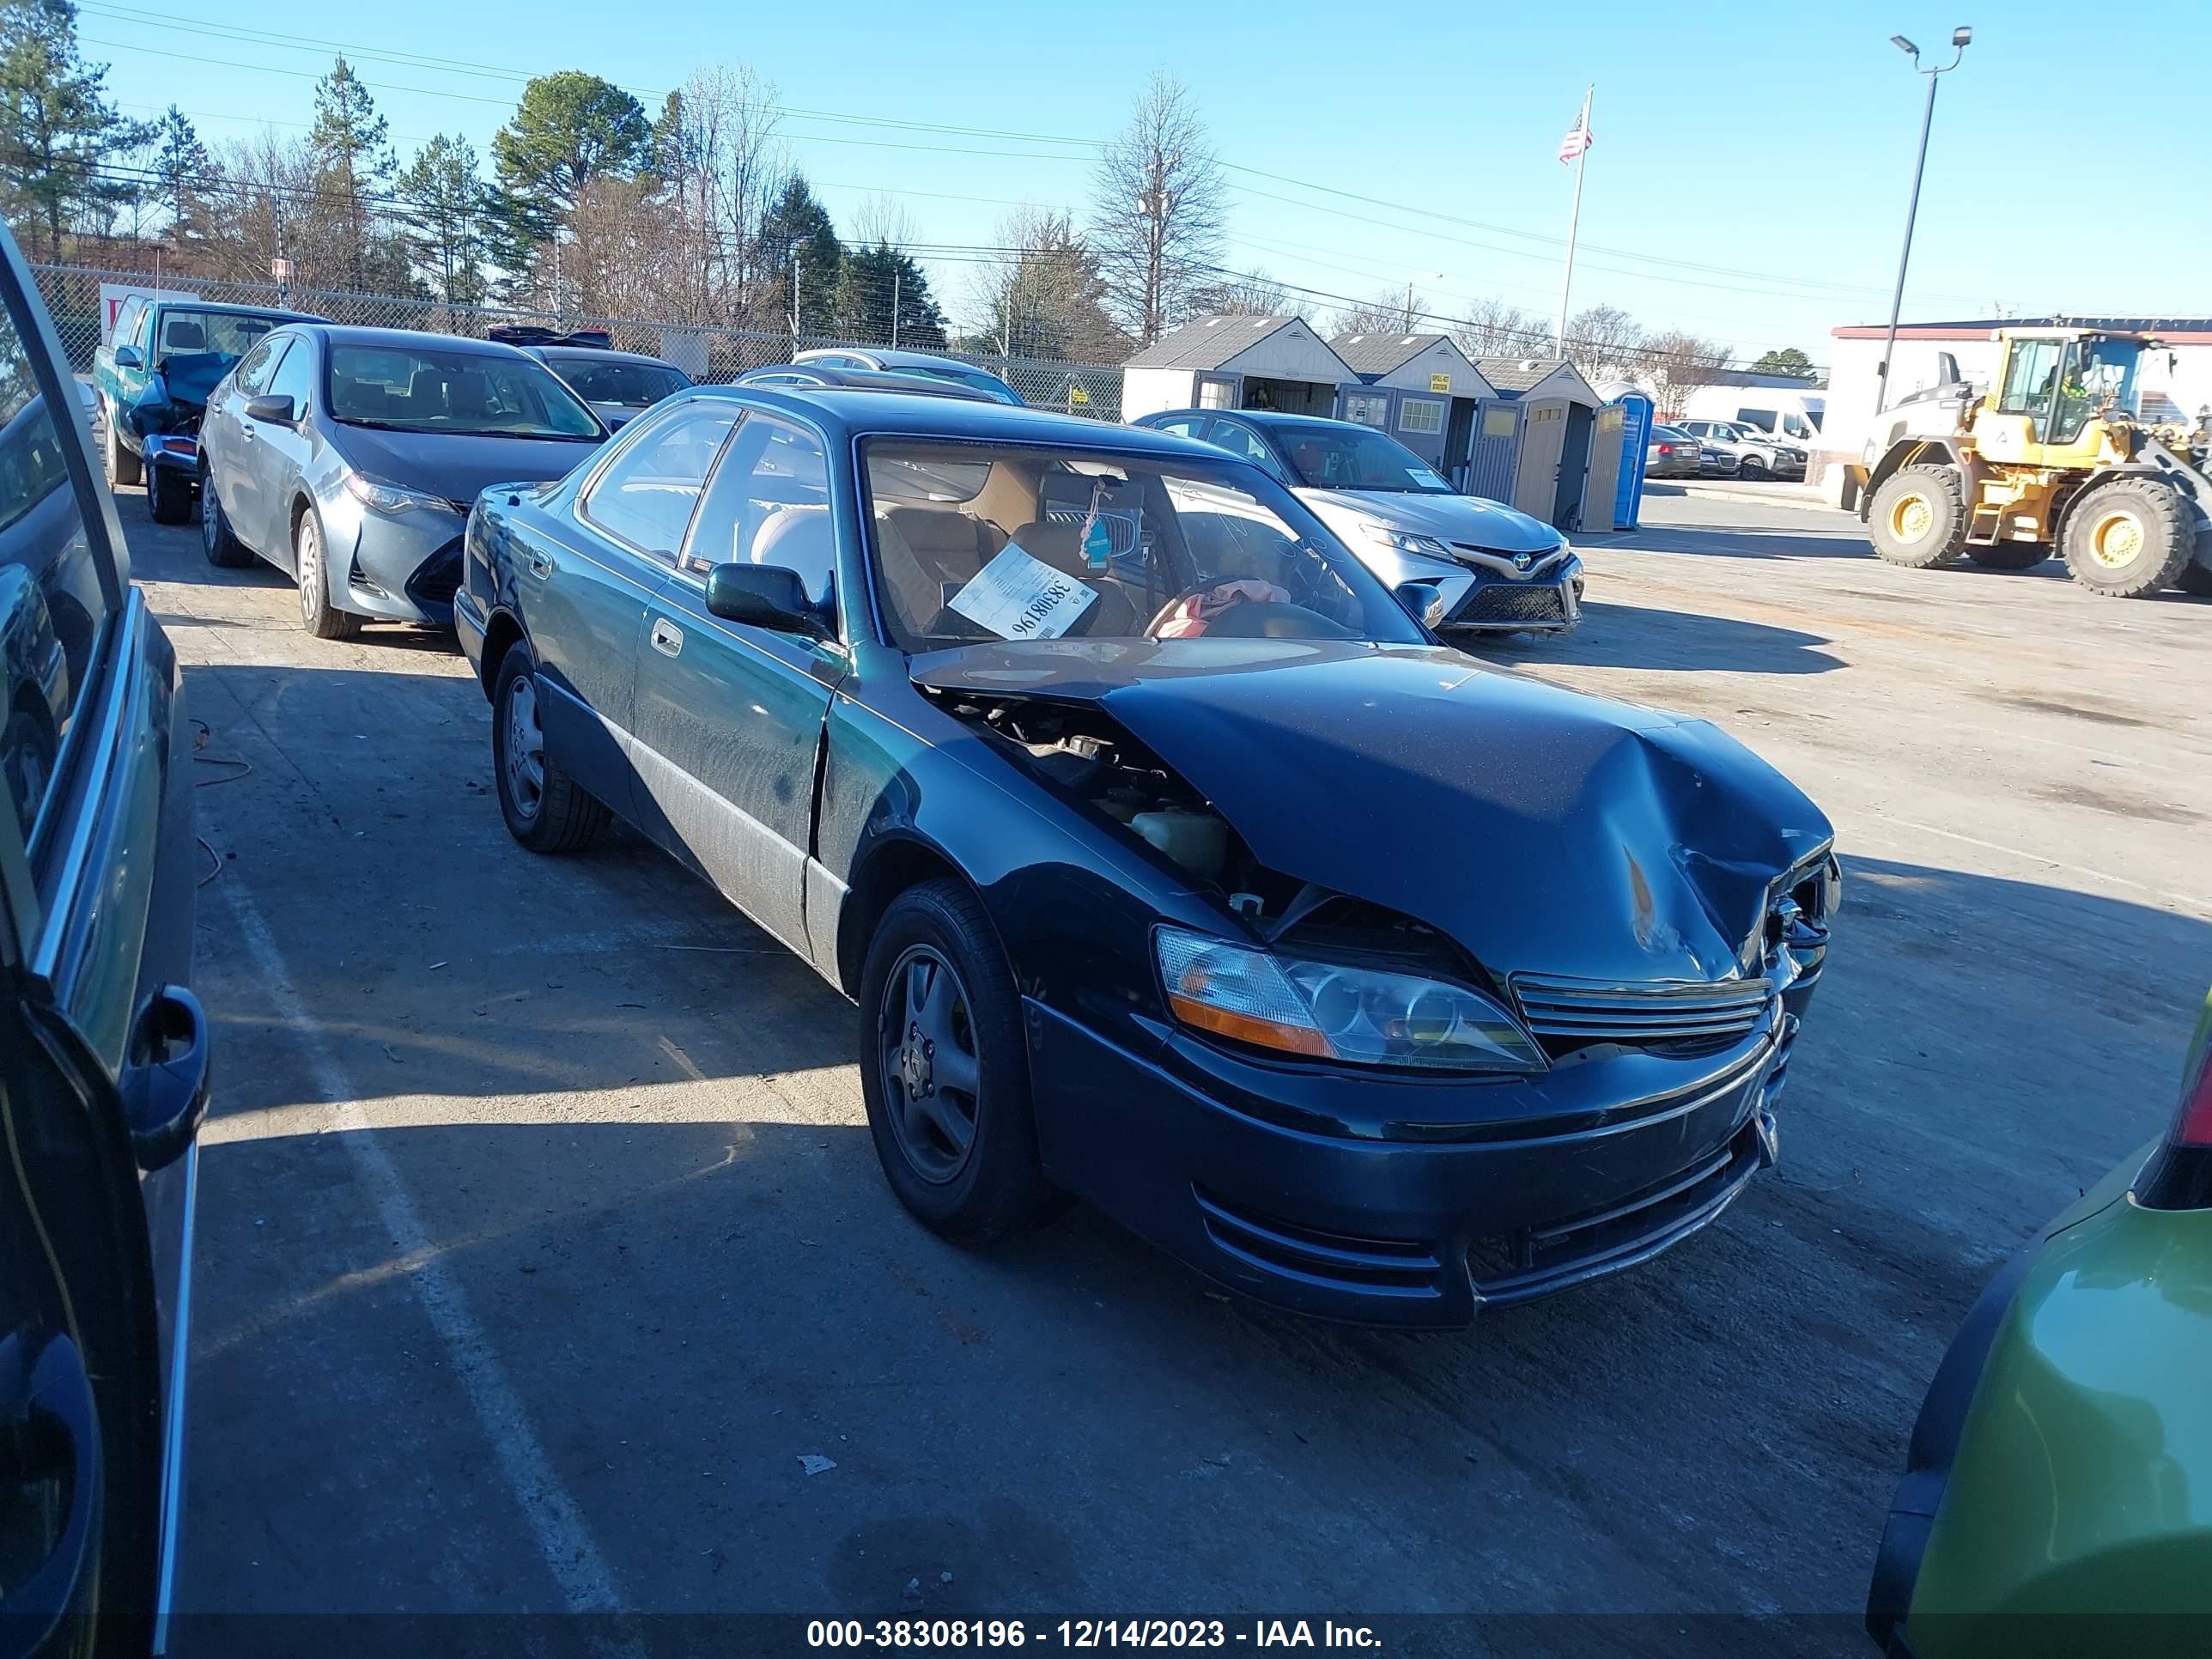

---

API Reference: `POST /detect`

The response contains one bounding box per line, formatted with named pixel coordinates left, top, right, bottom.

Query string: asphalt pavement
left=135, top=477, right=2211, bottom=1654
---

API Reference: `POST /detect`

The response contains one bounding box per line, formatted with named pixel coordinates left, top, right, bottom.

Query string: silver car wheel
left=295, top=515, right=321, bottom=625
left=503, top=672, right=545, bottom=823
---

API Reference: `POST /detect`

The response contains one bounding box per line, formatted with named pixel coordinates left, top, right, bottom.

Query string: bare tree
left=654, top=64, right=784, bottom=325
left=1188, top=265, right=1288, bottom=317
left=1560, top=303, right=1644, bottom=382
left=964, top=205, right=1125, bottom=360
left=1328, top=285, right=1428, bottom=337
left=1452, top=295, right=1542, bottom=359
left=1633, top=330, right=1735, bottom=419
left=1090, top=72, right=1227, bottom=345
left=849, top=193, right=917, bottom=250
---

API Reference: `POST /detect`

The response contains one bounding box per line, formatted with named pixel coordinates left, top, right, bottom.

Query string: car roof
left=681, top=385, right=1206, bottom=455
left=535, top=343, right=684, bottom=371
left=801, top=347, right=1000, bottom=374
left=149, top=299, right=319, bottom=322
left=1140, top=407, right=1362, bottom=430
left=296, top=324, right=539, bottom=360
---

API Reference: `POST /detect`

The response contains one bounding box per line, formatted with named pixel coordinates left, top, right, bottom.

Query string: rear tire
left=292, top=507, right=360, bottom=640
left=1868, top=464, right=1969, bottom=568
left=147, top=464, right=191, bottom=525
left=490, top=647, right=611, bottom=854
left=1966, top=541, right=2050, bottom=571
left=2061, top=479, right=2194, bottom=599
left=199, top=467, right=252, bottom=567
left=859, top=878, right=1059, bottom=1245
left=103, top=408, right=141, bottom=488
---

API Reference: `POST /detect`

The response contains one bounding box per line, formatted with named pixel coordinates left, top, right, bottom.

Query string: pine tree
left=834, top=241, right=945, bottom=348
left=149, top=105, right=209, bottom=250
left=0, top=0, right=149, bottom=260
left=396, top=134, right=487, bottom=304
left=308, top=56, right=394, bottom=289
left=759, top=175, right=841, bottom=335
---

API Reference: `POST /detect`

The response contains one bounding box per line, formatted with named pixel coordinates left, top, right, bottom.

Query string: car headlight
left=1358, top=522, right=1448, bottom=558
left=1155, top=927, right=1546, bottom=1073
left=344, top=472, right=453, bottom=516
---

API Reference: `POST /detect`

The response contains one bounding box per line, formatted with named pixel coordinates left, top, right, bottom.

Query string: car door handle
left=118, top=985, right=210, bottom=1174
left=650, top=617, right=684, bottom=658
left=525, top=551, right=555, bottom=580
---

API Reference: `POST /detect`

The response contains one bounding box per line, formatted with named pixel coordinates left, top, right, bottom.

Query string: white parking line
left=217, top=875, right=628, bottom=1615
left=1858, top=811, right=2212, bottom=916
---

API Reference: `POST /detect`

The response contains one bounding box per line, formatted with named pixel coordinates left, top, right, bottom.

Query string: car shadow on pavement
left=1465, top=599, right=1844, bottom=675
left=1608, top=523, right=1870, bottom=562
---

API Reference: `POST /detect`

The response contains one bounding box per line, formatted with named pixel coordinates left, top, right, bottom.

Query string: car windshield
left=326, top=343, right=603, bottom=439
left=863, top=440, right=1425, bottom=653
left=550, top=356, right=689, bottom=408
left=1267, top=421, right=1454, bottom=494
left=155, top=309, right=282, bottom=364
left=909, top=363, right=1020, bottom=403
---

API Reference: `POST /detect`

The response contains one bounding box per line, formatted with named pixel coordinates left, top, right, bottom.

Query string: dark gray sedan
left=197, top=325, right=607, bottom=637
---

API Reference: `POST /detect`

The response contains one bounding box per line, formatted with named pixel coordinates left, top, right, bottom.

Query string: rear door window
left=0, top=288, right=118, bottom=844
left=579, top=401, right=738, bottom=565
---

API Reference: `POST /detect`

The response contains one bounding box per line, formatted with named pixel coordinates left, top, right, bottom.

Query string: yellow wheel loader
left=1854, top=327, right=2212, bottom=599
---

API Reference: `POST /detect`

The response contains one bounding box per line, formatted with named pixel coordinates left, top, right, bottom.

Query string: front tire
left=490, top=647, right=610, bottom=853
left=1868, top=464, right=1969, bottom=568
left=292, top=507, right=359, bottom=640
left=104, top=408, right=141, bottom=488
left=1739, top=455, right=1767, bottom=480
left=199, top=468, right=252, bottom=567
left=147, top=464, right=191, bottom=525
left=859, top=879, right=1057, bottom=1245
left=2178, top=559, right=2212, bottom=598
left=2062, top=479, right=2194, bottom=598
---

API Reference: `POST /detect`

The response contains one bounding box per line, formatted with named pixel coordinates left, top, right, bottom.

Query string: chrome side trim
left=150, top=1135, right=198, bottom=1654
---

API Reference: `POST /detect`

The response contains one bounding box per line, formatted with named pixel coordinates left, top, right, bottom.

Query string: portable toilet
left=1579, top=402, right=1626, bottom=531
left=1611, top=392, right=1655, bottom=529
left=1471, top=357, right=1606, bottom=528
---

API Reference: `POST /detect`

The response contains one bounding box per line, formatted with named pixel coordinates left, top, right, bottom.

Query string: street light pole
left=1873, top=27, right=1972, bottom=421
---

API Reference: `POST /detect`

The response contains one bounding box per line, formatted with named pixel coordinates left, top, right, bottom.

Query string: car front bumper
left=1441, top=562, right=1584, bottom=634
left=324, top=493, right=468, bottom=626
left=1026, top=994, right=1800, bottom=1328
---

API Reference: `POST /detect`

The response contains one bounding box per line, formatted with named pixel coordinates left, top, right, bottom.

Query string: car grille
left=1194, top=1187, right=1444, bottom=1301
left=1465, top=1120, right=1765, bottom=1304
left=1510, top=973, right=1774, bottom=1054
left=1450, top=584, right=1567, bottom=625
left=405, top=537, right=465, bottom=611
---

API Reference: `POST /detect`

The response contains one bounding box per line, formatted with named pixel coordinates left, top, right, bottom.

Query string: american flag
left=1559, top=93, right=1594, bottom=164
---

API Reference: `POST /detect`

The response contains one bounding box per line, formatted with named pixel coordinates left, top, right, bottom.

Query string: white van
left=1682, top=385, right=1825, bottom=445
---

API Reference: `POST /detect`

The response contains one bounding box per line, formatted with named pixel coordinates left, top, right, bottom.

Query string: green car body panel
left=1890, top=991, right=2212, bottom=1657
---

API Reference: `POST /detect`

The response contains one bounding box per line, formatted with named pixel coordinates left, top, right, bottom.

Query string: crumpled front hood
left=329, top=423, right=605, bottom=504
left=1299, top=487, right=1563, bottom=555
left=125, top=351, right=235, bottom=435
left=913, top=638, right=1832, bottom=986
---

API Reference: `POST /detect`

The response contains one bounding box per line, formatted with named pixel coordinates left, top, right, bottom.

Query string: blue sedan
left=455, top=387, right=1837, bottom=1327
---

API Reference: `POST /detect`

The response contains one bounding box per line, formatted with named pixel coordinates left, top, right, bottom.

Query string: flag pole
left=1553, top=84, right=1592, bottom=355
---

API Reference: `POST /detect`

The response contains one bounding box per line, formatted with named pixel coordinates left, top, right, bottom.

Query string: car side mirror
left=244, top=393, right=295, bottom=425
left=1395, top=580, right=1446, bottom=629
left=704, top=563, right=831, bottom=640
left=112, top=345, right=143, bottom=370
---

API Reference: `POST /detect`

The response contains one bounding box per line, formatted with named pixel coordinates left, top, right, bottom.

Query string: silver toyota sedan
left=196, top=325, right=609, bottom=637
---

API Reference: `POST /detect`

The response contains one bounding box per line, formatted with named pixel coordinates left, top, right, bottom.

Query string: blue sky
left=80, top=0, right=2212, bottom=368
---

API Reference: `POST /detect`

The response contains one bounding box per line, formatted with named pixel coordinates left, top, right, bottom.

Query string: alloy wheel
left=200, top=478, right=218, bottom=554
left=502, top=672, right=545, bottom=823
left=878, top=944, right=981, bottom=1183
left=296, top=517, right=321, bottom=624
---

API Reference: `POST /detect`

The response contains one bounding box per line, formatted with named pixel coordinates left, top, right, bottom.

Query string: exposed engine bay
left=925, top=684, right=1486, bottom=980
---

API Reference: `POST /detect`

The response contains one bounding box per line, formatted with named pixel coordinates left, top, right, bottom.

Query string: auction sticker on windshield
left=948, top=544, right=1097, bottom=639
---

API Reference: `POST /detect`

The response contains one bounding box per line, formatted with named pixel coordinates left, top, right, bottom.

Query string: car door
left=539, top=396, right=741, bottom=816
left=246, top=335, right=319, bottom=562
left=627, top=410, right=843, bottom=957
left=209, top=333, right=286, bottom=556
left=0, top=224, right=204, bottom=1656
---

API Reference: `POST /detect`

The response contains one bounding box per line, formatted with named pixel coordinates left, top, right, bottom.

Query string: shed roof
left=1475, top=356, right=1573, bottom=393
left=1329, top=331, right=1452, bottom=375
left=1125, top=314, right=1314, bottom=371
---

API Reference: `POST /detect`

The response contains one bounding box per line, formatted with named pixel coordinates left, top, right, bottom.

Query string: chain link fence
left=33, top=263, right=1126, bottom=420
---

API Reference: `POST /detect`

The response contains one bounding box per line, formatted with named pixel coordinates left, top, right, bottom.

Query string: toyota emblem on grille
left=1513, top=552, right=1532, bottom=569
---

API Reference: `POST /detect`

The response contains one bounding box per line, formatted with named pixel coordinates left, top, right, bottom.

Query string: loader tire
left=1869, top=465, right=1969, bottom=568
left=1966, top=541, right=2049, bottom=571
left=2061, top=479, right=2194, bottom=599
